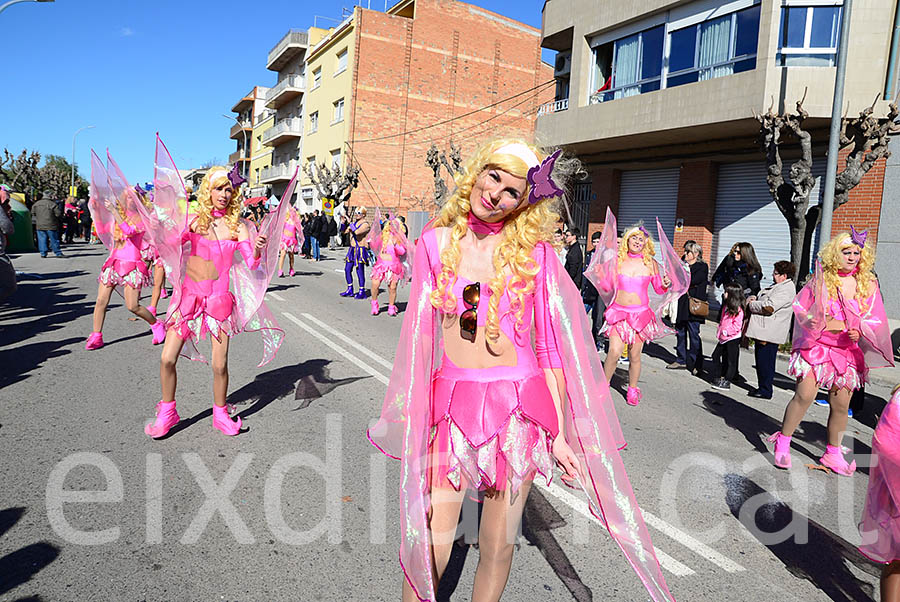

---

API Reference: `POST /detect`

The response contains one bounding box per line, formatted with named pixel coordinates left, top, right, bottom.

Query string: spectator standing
left=31, top=190, right=64, bottom=258
left=63, top=197, right=79, bottom=244
left=710, top=283, right=746, bottom=391
left=327, top=213, right=339, bottom=249
left=301, top=214, right=312, bottom=258
left=582, top=231, right=605, bottom=348
left=309, top=209, right=322, bottom=260
left=712, top=241, right=762, bottom=297
left=316, top=211, right=330, bottom=260
left=745, top=261, right=796, bottom=399
left=563, top=227, right=583, bottom=288
left=0, top=185, right=16, bottom=301
left=669, top=241, right=709, bottom=375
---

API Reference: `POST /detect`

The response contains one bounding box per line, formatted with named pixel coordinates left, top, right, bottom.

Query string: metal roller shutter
left=618, top=168, right=680, bottom=242
left=713, top=162, right=824, bottom=288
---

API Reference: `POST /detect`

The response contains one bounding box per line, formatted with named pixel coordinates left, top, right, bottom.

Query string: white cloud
left=120, top=27, right=134, bottom=37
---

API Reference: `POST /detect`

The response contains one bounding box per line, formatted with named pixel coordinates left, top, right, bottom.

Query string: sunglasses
left=460, top=282, right=480, bottom=338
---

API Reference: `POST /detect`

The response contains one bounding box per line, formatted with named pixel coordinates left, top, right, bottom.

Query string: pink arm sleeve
left=534, top=242, right=564, bottom=369
left=394, top=243, right=407, bottom=256
left=119, top=221, right=137, bottom=237
left=650, top=272, right=667, bottom=294
left=238, top=240, right=261, bottom=270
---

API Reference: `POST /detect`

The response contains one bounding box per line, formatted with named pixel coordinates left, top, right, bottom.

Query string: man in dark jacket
left=309, top=209, right=323, bottom=261
left=582, top=230, right=604, bottom=348
left=31, top=190, right=64, bottom=258
left=316, top=212, right=331, bottom=259
left=563, top=227, right=583, bottom=289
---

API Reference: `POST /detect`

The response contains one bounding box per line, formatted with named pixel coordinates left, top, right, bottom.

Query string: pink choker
left=467, top=212, right=504, bottom=235
left=211, top=208, right=226, bottom=218
left=627, top=251, right=643, bottom=258
left=838, top=267, right=858, bottom=277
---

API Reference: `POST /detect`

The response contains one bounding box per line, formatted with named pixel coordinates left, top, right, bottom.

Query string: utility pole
left=71, top=125, right=95, bottom=197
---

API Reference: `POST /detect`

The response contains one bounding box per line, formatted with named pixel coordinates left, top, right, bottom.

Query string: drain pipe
left=886, top=0, right=900, bottom=100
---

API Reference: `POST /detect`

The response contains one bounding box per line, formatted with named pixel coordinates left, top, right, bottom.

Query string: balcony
left=230, top=120, right=252, bottom=140
left=537, top=98, right=568, bottom=116
left=261, top=118, right=303, bottom=147
left=260, top=161, right=301, bottom=184
left=267, top=30, right=309, bottom=71
left=265, top=75, right=305, bottom=109
left=228, top=150, right=249, bottom=165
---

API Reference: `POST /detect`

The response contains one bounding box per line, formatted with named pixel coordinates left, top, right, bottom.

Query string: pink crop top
left=283, top=222, right=297, bottom=237
left=615, top=272, right=666, bottom=306
left=113, top=221, right=145, bottom=262
left=425, top=229, right=562, bottom=370
left=183, top=231, right=258, bottom=297
left=381, top=242, right=406, bottom=261
left=826, top=297, right=859, bottom=322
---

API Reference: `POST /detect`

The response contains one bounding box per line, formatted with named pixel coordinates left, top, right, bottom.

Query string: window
left=256, top=135, right=262, bottom=151
left=333, top=98, right=344, bottom=123
left=331, top=149, right=341, bottom=170
left=307, top=156, right=316, bottom=171
left=336, top=48, right=348, bottom=75
left=666, top=5, right=760, bottom=89
left=309, top=111, right=318, bottom=133
left=313, top=68, right=322, bottom=89
left=590, top=25, right=664, bottom=103
left=777, top=5, right=842, bottom=66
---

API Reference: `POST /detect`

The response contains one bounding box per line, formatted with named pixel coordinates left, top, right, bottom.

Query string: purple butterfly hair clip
left=527, top=149, right=564, bottom=205
left=850, top=225, right=868, bottom=248
left=637, top=225, right=650, bottom=238
left=227, top=163, right=246, bottom=189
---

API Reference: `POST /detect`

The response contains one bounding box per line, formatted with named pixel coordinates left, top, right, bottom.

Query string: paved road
left=0, top=242, right=892, bottom=601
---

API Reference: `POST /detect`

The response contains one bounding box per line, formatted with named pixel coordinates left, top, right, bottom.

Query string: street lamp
left=223, top=113, right=248, bottom=180
left=0, top=0, right=54, bottom=17
left=71, top=125, right=95, bottom=196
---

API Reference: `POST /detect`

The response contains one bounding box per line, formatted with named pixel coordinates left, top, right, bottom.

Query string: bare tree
left=425, top=142, right=462, bottom=205
left=304, top=161, right=360, bottom=211
left=0, top=148, right=42, bottom=196
left=756, top=91, right=899, bottom=281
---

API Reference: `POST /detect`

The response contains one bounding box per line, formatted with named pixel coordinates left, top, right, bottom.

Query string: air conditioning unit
left=554, top=51, right=571, bottom=78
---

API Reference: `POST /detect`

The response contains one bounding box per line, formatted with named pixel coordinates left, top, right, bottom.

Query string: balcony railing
left=261, top=118, right=303, bottom=146
left=228, top=150, right=249, bottom=164
left=265, top=74, right=306, bottom=108
left=267, top=30, right=309, bottom=71
left=260, top=161, right=300, bottom=183
left=230, top=121, right=251, bottom=139
left=537, top=98, right=569, bottom=116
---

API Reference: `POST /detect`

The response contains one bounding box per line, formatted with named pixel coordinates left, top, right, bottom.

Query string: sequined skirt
left=371, top=260, right=403, bottom=282
left=280, top=236, right=299, bottom=254
left=601, top=303, right=668, bottom=344
left=98, top=258, right=151, bottom=289
left=788, top=331, right=865, bottom=391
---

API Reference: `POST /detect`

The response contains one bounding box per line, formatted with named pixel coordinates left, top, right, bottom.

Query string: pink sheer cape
left=584, top=208, right=689, bottom=339
left=88, top=150, right=119, bottom=254
left=858, top=392, right=900, bottom=563
left=367, top=224, right=674, bottom=602
left=792, top=260, right=893, bottom=374
left=367, top=208, right=414, bottom=285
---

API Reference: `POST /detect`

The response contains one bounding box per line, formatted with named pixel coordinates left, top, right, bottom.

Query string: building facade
left=539, top=0, right=899, bottom=311
left=230, top=85, right=271, bottom=197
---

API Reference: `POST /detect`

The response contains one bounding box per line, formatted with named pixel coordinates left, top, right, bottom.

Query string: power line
left=351, top=79, right=555, bottom=143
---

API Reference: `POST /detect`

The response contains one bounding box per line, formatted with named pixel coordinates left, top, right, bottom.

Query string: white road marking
left=300, top=312, right=394, bottom=371
left=537, top=481, right=695, bottom=577
left=641, top=510, right=746, bottom=573
left=268, top=291, right=286, bottom=302
left=281, top=312, right=389, bottom=385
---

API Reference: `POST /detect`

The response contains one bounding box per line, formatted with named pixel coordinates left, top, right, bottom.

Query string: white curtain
left=613, top=34, right=641, bottom=99
left=698, top=16, right=733, bottom=81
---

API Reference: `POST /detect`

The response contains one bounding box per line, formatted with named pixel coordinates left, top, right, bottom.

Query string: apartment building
left=249, top=105, right=274, bottom=198
left=539, top=0, right=900, bottom=308
left=229, top=85, right=271, bottom=197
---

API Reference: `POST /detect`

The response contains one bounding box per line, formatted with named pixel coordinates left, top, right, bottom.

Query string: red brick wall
left=585, top=166, right=620, bottom=241
left=348, top=0, right=554, bottom=211
left=831, top=151, right=885, bottom=246
left=674, top=161, right=717, bottom=261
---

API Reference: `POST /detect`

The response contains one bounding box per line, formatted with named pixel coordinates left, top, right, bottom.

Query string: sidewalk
left=693, top=321, right=900, bottom=389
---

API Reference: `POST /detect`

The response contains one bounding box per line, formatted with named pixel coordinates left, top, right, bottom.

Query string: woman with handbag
left=668, top=240, right=708, bottom=375
left=744, top=261, right=795, bottom=399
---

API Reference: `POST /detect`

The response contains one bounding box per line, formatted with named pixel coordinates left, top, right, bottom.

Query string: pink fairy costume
left=280, top=210, right=303, bottom=254
left=368, top=209, right=413, bottom=285
left=858, top=388, right=900, bottom=564
left=586, top=208, right=689, bottom=345
left=97, top=220, right=152, bottom=290
left=369, top=150, right=674, bottom=601
left=788, top=260, right=893, bottom=392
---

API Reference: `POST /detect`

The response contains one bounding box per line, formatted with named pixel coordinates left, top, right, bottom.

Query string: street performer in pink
left=368, top=139, right=674, bottom=602
left=142, top=136, right=291, bottom=438
left=585, top=208, right=688, bottom=406
left=368, top=208, right=412, bottom=316
left=768, top=228, right=893, bottom=475
left=85, top=151, right=166, bottom=350
left=278, top=204, right=303, bottom=277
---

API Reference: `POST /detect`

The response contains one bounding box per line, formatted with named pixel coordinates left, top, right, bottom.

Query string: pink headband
left=494, top=143, right=540, bottom=168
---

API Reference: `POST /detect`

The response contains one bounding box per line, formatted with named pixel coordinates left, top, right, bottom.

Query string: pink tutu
left=428, top=362, right=558, bottom=496
left=859, top=394, right=900, bottom=563
left=788, top=331, right=866, bottom=391
left=98, top=257, right=151, bottom=289
left=600, top=302, right=669, bottom=344
left=371, top=260, right=403, bottom=283
left=166, top=291, right=237, bottom=343
left=280, top=236, right=299, bottom=254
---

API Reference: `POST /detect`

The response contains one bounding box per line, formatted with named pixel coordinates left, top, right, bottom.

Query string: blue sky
left=1, top=0, right=547, bottom=187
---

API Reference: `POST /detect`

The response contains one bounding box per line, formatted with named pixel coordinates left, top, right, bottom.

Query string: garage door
left=618, top=168, right=680, bottom=242
left=713, top=162, right=824, bottom=287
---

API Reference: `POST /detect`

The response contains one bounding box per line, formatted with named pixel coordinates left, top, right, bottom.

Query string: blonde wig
left=431, top=138, right=574, bottom=343
left=195, top=166, right=241, bottom=239
left=618, top=224, right=657, bottom=269
left=819, top=231, right=876, bottom=311
left=381, top=219, right=397, bottom=246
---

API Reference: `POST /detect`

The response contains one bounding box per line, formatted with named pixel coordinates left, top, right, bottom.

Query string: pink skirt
left=98, top=258, right=151, bottom=289
left=372, top=260, right=403, bottom=283
left=428, top=360, right=558, bottom=496
left=788, top=331, right=865, bottom=391
left=859, top=396, right=900, bottom=563
left=280, top=236, right=299, bottom=254
left=166, top=291, right=237, bottom=342
left=600, top=303, right=668, bottom=344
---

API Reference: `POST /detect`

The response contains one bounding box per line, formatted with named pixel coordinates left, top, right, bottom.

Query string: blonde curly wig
left=195, top=167, right=241, bottom=239
left=618, top=224, right=657, bottom=269
left=430, top=138, right=573, bottom=343
left=819, top=231, right=876, bottom=312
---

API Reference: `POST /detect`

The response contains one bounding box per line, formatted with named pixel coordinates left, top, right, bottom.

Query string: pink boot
left=160, top=287, right=168, bottom=299
left=387, top=304, right=398, bottom=316
left=213, top=404, right=242, bottom=436
left=819, top=444, right=856, bottom=476
left=371, top=299, right=380, bottom=315
left=766, top=432, right=792, bottom=469
left=289, top=268, right=295, bottom=277
left=150, top=321, right=166, bottom=345
left=278, top=270, right=284, bottom=278
left=626, top=386, right=641, bottom=406
left=145, top=400, right=180, bottom=438
left=147, top=305, right=157, bottom=317
left=85, top=332, right=104, bottom=350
